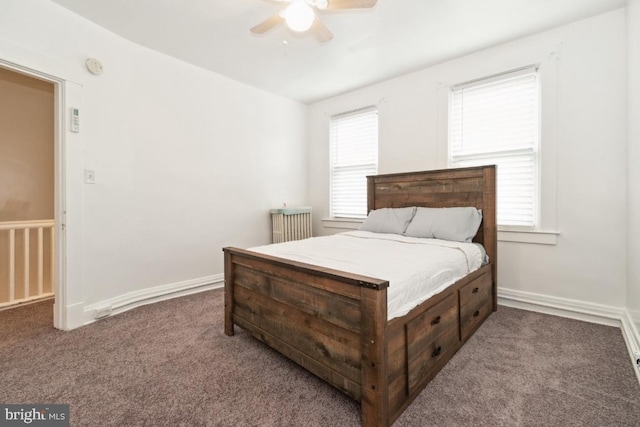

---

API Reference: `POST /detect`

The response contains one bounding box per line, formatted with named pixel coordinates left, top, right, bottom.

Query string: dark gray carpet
left=1, top=289, right=639, bottom=426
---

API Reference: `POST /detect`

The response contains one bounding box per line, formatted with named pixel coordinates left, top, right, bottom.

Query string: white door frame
left=0, top=56, right=84, bottom=330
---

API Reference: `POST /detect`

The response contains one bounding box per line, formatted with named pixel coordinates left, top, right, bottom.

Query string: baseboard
left=0, top=294, right=55, bottom=311
left=620, top=309, right=640, bottom=383
left=60, top=301, right=86, bottom=331
left=498, top=288, right=624, bottom=327
left=83, top=274, right=224, bottom=326
left=498, top=287, right=640, bottom=383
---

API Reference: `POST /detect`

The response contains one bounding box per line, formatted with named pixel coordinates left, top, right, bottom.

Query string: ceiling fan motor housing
left=250, top=0, right=377, bottom=42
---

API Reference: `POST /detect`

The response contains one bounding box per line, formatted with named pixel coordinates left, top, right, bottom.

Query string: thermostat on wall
left=70, top=108, right=80, bottom=133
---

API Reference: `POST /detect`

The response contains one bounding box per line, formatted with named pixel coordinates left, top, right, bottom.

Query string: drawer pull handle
left=431, top=346, right=442, bottom=358
left=473, top=310, right=480, bottom=317
left=472, top=287, right=479, bottom=294
left=431, top=316, right=441, bottom=325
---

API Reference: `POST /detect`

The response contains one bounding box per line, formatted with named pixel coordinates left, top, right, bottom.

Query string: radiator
left=270, top=207, right=312, bottom=243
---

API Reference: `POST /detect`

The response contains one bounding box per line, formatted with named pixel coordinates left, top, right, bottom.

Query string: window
left=330, top=107, right=378, bottom=219
left=449, top=67, right=539, bottom=228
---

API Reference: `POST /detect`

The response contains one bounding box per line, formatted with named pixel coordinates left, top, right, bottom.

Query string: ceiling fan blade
left=312, top=19, right=333, bottom=42
left=250, top=14, right=285, bottom=34
left=326, top=0, right=377, bottom=9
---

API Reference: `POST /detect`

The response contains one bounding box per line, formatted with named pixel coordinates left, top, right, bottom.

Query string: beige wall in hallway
left=0, top=67, right=54, bottom=221
left=0, top=67, right=54, bottom=303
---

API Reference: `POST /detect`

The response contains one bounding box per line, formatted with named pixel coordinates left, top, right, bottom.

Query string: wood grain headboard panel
left=367, top=165, right=497, bottom=299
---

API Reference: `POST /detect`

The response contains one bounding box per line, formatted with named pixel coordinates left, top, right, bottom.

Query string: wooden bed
left=223, top=165, right=497, bottom=426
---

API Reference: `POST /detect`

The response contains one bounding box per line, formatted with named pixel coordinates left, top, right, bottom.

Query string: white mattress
left=249, top=231, right=483, bottom=320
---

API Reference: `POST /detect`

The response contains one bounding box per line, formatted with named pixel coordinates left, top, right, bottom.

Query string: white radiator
left=270, top=207, right=312, bottom=243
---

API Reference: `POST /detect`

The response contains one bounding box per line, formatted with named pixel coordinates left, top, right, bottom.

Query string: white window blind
left=449, top=67, right=539, bottom=228
left=330, top=106, right=378, bottom=218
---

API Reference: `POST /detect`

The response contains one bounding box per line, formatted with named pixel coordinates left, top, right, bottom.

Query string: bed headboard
left=367, top=165, right=497, bottom=289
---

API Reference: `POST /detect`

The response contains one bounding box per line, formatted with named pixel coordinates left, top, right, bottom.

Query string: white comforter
left=249, top=231, right=483, bottom=320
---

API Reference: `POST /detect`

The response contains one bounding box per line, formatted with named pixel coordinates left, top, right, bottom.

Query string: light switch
left=84, top=169, right=96, bottom=184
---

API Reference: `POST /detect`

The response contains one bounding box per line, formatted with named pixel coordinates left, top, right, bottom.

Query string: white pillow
left=404, top=207, right=482, bottom=243
left=359, top=207, right=416, bottom=235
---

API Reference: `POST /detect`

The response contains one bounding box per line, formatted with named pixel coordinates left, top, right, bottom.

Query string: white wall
left=308, top=10, right=627, bottom=309
left=0, top=0, right=307, bottom=326
left=627, top=0, right=640, bottom=344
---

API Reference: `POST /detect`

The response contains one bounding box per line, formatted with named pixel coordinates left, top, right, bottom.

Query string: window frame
left=447, top=66, right=541, bottom=231
left=329, top=106, right=379, bottom=219
left=434, top=48, right=561, bottom=245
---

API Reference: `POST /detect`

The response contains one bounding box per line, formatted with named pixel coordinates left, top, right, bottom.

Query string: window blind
left=330, top=106, right=378, bottom=218
left=450, top=67, right=539, bottom=228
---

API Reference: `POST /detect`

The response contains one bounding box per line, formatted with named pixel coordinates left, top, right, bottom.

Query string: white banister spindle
left=37, top=227, right=43, bottom=296
left=50, top=227, right=55, bottom=289
left=9, top=229, right=15, bottom=302
left=24, top=228, right=30, bottom=299
left=0, top=219, right=54, bottom=308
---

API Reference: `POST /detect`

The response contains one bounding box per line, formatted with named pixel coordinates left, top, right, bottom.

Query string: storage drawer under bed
left=459, top=270, right=492, bottom=341
left=405, top=293, right=459, bottom=394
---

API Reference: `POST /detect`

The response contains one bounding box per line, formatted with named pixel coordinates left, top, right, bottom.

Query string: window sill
left=322, top=218, right=364, bottom=230
left=497, top=229, right=559, bottom=245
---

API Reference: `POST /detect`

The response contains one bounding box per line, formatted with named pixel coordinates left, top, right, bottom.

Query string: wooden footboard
left=224, top=247, right=391, bottom=426
left=224, top=247, right=494, bottom=426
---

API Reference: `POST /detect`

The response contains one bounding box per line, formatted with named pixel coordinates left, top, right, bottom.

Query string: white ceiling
left=50, top=0, right=625, bottom=104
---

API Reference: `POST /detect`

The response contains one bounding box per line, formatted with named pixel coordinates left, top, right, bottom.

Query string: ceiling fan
left=250, top=0, right=378, bottom=42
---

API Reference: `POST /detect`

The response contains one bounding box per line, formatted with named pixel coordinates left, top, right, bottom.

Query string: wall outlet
left=95, top=306, right=112, bottom=319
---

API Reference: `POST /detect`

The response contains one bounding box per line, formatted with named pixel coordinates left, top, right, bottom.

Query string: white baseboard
left=498, top=287, right=640, bottom=383
left=60, top=301, right=86, bottom=331
left=498, top=288, right=624, bottom=327
left=620, top=310, right=640, bottom=383
left=82, top=274, right=224, bottom=326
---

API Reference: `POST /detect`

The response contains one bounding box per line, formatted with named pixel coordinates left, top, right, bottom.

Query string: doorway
left=0, top=67, right=55, bottom=312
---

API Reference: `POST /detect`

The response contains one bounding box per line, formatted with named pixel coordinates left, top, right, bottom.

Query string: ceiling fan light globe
left=284, top=1, right=315, bottom=32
